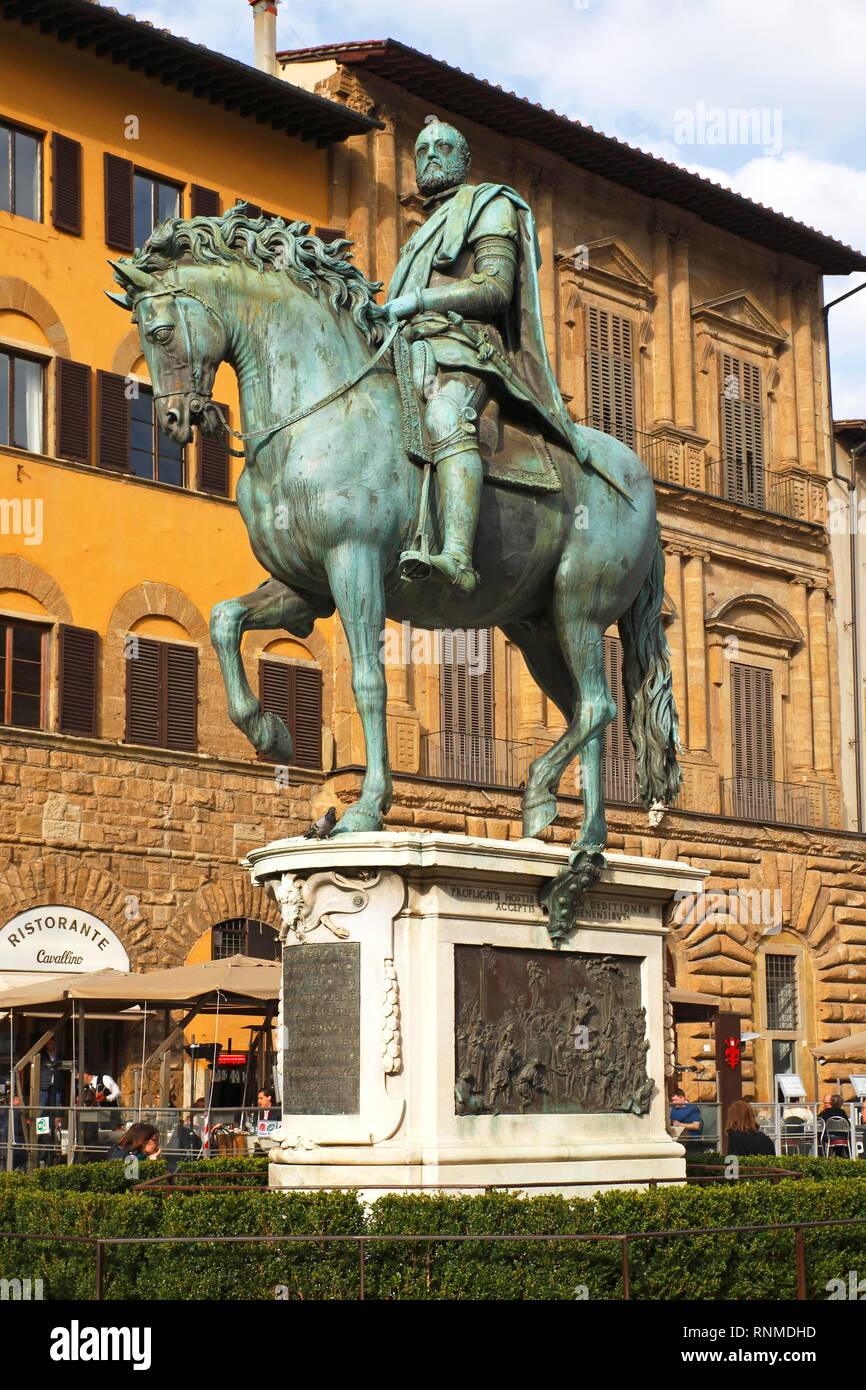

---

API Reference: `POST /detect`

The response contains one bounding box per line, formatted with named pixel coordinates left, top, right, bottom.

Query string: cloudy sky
left=127, top=0, right=865, bottom=414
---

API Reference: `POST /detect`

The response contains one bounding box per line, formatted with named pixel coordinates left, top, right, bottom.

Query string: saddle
left=392, top=329, right=561, bottom=495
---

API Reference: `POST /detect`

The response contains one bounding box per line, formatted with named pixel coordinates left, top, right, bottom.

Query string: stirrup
left=399, top=547, right=433, bottom=582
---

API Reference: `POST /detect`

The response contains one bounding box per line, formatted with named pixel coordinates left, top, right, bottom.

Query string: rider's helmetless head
left=415, top=117, right=470, bottom=195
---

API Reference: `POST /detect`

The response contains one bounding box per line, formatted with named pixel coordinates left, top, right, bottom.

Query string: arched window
left=211, top=918, right=279, bottom=962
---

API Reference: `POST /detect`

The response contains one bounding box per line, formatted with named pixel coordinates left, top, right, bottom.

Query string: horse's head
left=107, top=260, right=227, bottom=445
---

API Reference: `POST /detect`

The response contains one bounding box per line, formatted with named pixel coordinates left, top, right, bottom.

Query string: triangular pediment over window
left=557, top=237, right=653, bottom=304
left=692, top=290, right=787, bottom=352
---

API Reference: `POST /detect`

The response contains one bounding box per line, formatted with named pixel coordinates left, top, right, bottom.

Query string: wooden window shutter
left=602, top=634, right=639, bottom=803
left=126, top=636, right=160, bottom=746
left=731, top=662, right=774, bottom=782
left=239, top=200, right=261, bottom=219
left=104, top=153, right=133, bottom=251
left=292, top=664, right=323, bottom=770
left=198, top=405, right=230, bottom=496
left=439, top=629, right=493, bottom=738
left=55, top=358, right=91, bottom=464
left=58, top=624, right=99, bottom=736
left=190, top=184, right=220, bottom=218
left=96, top=370, right=130, bottom=472
left=468, top=629, right=494, bottom=739
left=165, top=643, right=197, bottom=751
left=126, top=639, right=197, bottom=750
left=316, top=226, right=345, bottom=244
left=260, top=659, right=291, bottom=730
left=51, top=133, right=82, bottom=235
left=720, top=353, right=765, bottom=508
left=603, top=636, right=631, bottom=762
left=259, top=660, right=322, bottom=769
left=585, top=306, right=635, bottom=447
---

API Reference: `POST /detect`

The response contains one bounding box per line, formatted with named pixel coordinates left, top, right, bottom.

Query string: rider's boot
left=428, top=448, right=482, bottom=596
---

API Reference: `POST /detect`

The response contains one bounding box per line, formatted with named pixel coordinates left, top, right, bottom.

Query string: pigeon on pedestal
left=303, top=806, right=337, bottom=840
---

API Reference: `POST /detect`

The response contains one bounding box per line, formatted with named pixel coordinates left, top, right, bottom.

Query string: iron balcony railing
left=420, top=732, right=534, bottom=789
left=637, top=431, right=803, bottom=521
left=579, top=417, right=807, bottom=524
left=420, top=736, right=646, bottom=807
left=720, top=776, right=826, bottom=828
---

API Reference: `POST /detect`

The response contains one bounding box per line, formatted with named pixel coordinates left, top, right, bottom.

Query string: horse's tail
left=617, top=524, right=683, bottom=809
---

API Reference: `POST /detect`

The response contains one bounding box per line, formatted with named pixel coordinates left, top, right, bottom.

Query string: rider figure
left=385, top=117, right=591, bottom=597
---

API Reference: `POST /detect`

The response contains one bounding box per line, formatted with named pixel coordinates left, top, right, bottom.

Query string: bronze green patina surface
left=108, top=122, right=681, bottom=933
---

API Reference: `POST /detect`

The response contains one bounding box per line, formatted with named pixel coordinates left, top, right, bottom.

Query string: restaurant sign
left=0, top=905, right=130, bottom=973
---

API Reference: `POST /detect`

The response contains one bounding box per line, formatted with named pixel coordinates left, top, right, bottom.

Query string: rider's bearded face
left=415, top=123, right=470, bottom=196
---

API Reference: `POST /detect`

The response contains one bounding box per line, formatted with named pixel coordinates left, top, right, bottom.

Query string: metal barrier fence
left=1, top=1104, right=277, bottom=1171
left=6, top=1099, right=865, bottom=1170
left=3, top=1213, right=866, bottom=1299
left=683, top=1101, right=866, bottom=1159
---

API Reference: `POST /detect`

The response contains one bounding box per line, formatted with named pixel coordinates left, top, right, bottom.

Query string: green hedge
left=0, top=1159, right=169, bottom=1192
left=2, top=1170, right=866, bottom=1299
left=687, top=1152, right=866, bottom=1182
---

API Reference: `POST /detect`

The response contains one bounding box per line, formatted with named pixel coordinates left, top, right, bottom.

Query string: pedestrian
left=0, top=1091, right=26, bottom=1170
left=106, top=1122, right=160, bottom=1163
left=725, top=1099, right=776, bottom=1156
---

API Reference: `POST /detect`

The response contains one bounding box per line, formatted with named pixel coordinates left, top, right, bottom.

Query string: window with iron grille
left=585, top=306, right=635, bottom=448
left=0, top=120, right=42, bottom=222
left=765, top=954, right=799, bottom=1031
left=211, top=918, right=279, bottom=961
left=720, top=352, right=765, bottom=508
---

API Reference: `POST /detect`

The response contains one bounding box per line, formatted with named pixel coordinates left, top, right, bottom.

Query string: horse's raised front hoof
left=522, top=793, right=558, bottom=839
left=252, top=711, right=293, bottom=765
left=328, top=801, right=385, bottom=835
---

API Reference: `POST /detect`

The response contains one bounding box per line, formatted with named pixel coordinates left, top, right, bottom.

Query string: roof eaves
left=279, top=38, right=866, bottom=271
left=4, top=0, right=380, bottom=145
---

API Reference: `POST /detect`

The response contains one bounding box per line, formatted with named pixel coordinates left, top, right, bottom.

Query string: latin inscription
left=282, top=943, right=360, bottom=1115
left=448, top=883, right=644, bottom=922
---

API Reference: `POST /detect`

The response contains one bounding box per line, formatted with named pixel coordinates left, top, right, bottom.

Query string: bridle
left=133, top=282, right=398, bottom=459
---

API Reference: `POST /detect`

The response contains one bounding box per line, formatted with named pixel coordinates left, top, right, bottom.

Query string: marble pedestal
left=245, top=832, right=704, bottom=1195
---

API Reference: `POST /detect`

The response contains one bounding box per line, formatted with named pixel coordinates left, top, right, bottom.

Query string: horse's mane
left=131, top=204, right=389, bottom=344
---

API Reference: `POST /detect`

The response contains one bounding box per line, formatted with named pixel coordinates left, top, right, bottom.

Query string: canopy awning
left=671, top=987, right=720, bottom=1021
left=0, top=955, right=280, bottom=1011
left=811, top=1030, right=866, bottom=1061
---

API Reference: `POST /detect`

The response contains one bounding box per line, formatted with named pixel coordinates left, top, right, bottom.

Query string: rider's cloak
left=387, top=181, right=590, bottom=466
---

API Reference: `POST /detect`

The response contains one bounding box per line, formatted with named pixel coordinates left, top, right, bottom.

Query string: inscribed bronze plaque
left=454, top=945, right=653, bottom=1116
left=282, top=942, right=360, bottom=1115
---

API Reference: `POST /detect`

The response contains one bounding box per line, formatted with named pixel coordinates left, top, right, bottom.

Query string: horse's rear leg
left=210, top=578, right=332, bottom=761
left=502, top=617, right=575, bottom=839
left=325, top=545, right=392, bottom=834
left=520, top=608, right=615, bottom=857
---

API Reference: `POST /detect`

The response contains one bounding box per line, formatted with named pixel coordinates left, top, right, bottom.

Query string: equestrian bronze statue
left=108, top=119, right=681, bottom=920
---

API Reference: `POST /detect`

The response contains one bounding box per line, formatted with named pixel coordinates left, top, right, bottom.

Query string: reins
left=135, top=282, right=398, bottom=460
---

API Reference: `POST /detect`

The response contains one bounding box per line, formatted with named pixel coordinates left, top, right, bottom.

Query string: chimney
left=249, top=0, right=279, bottom=77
